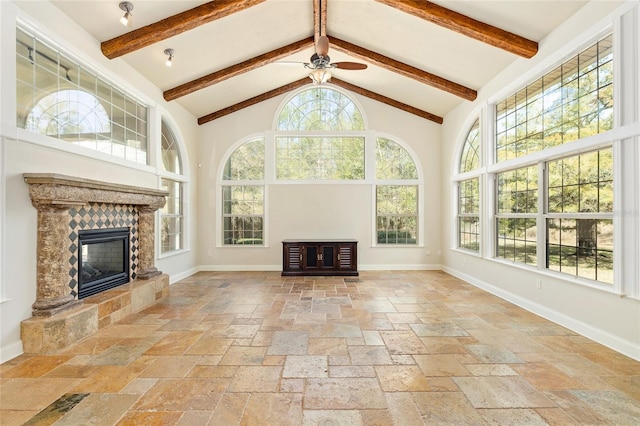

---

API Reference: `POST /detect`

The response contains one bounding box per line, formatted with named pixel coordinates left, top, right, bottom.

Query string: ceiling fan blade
left=316, top=35, right=330, bottom=57
left=332, top=62, right=368, bottom=70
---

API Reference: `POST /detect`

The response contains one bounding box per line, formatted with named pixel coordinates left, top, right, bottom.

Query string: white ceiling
left=49, top=0, right=589, bottom=123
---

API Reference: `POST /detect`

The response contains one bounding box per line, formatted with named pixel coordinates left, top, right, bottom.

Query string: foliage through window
left=496, top=166, right=538, bottom=265
left=490, top=34, right=615, bottom=286
left=546, top=149, right=613, bottom=283
left=276, top=137, right=364, bottom=180
left=495, top=35, right=613, bottom=162
left=277, top=87, right=364, bottom=131
left=16, top=27, right=148, bottom=164
left=459, top=119, right=480, bottom=173
left=457, top=120, right=481, bottom=252
left=375, top=138, right=418, bottom=244
left=160, top=179, right=182, bottom=254
left=160, top=120, right=184, bottom=254
left=222, top=138, right=265, bottom=245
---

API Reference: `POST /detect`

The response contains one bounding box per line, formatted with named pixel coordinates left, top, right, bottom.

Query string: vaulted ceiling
left=50, top=0, right=588, bottom=125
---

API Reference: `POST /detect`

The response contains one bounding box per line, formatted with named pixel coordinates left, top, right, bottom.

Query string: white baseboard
left=359, top=264, right=442, bottom=271
left=168, top=267, right=199, bottom=284
left=442, top=266, right=640, bottom=362
left=199, top=264, right=281, bottom=272
left=0, top=340, right=24, bottom=364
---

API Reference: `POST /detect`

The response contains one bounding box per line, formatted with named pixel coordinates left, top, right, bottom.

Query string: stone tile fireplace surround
left=20, top=173, right=170, bottom=353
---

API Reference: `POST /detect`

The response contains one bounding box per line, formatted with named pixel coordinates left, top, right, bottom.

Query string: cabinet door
left=337, top=244, right=355, bottom=271
left=304, top=245, right=319, bottom=270
left=284, top=244, right=302, bottom=272
left=320, top=245, right=335, bottom=269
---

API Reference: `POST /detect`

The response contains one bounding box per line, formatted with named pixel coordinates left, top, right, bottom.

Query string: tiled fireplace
left=20, top=173, right=170, bottom=353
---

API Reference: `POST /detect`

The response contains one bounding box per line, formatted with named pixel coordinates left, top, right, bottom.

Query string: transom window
left=16, top=27, right=148, bottom=164
left=496, top=34, right=612, bottom=162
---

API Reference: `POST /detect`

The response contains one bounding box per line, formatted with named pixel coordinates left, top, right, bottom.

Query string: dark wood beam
left=198, top=78, right=310, bottom=125
left=314, top=0, right=327, bottom=43
left=374, top=0, right=537, bottom=58
left=330, top=78, right=443, bottom=124
left=329, top=37, right=476, bottom=101
left=164, top=37, right=314, bottom=101
left=101, top=0, right=265, bottom=59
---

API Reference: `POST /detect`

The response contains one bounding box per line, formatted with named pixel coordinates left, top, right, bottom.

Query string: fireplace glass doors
left=78, top=228, right=130, bottom=299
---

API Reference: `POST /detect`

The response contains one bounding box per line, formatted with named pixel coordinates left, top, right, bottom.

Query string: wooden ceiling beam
left=314, top=0, right=327, bottom=43
left=164, top=37, right=314, bottom=101
left=198, top=78, right=310, bottom=125
left=330, top=78, right=443, bottom=124
left=374, top=0, right=537, bottom=58
left=329, top=37, right=476, bottom=101
left=101, top=0, right=265, bottom=59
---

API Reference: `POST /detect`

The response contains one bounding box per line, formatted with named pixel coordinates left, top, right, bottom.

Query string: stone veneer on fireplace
left=20, top=173, right=169, bottom=353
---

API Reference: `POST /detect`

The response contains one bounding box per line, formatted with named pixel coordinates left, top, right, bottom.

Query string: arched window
left=159, top=119, right=185, bottom=254
left=222, top=138, right=265, bottom=245
left=376, top=138, right=419, bottom=244
left=277, top=87, right=364, bottom=131
left=17, top=27, right=148, bottom=164
left=457, top=119, right=481, bottom=252
left=218, top=86, right=422, bottom=247
left=276, top=87, right=365, bottom=180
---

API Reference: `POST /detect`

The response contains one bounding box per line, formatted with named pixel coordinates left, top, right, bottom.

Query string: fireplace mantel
left=23, top=173, right=168, bottom=317
left=24, top=173, right=167, bottom=209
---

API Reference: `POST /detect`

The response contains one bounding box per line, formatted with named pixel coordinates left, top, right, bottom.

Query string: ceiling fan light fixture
left=119, top=1, right=133, bottom=26
left=164, top=48, right=174, bottom=67
left=309, top=68, right=331, bottom=85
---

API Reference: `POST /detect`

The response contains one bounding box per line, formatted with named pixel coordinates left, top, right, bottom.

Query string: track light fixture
left=119, top=1, right=133, bottom=26
left=164, top=48, right=175, bottom=67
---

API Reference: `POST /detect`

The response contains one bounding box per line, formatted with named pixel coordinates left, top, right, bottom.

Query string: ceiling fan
left=305, top=35, right=367, bottom=84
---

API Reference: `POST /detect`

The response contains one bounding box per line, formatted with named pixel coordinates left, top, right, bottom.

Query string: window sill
left=486, top=256, right=621, bottom=296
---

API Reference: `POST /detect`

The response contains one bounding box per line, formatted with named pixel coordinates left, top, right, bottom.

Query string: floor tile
left=4, top=270, right=639, bottom=425
left=304, top=378, right=387, bottom=409
left=453, top=376, right=557, bottom=408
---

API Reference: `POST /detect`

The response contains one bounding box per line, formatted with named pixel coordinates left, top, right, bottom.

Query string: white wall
left=440, top=1, right=640, bottom=360
left=0, top=1, right=200, bottom=362
left=197, top=90, right=442, bottom=271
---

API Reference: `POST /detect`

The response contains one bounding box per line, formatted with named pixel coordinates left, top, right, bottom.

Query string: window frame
left=483, top=30, right=622, bottom=293
left=157, top=115, right=189, bottom=258
left=216, top=87, right=424, bottom=249
left=16, top=25, right=150, bottom=166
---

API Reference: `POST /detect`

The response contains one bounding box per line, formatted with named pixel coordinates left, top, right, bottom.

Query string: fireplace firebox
left=78, top=227, right=130, bottom=299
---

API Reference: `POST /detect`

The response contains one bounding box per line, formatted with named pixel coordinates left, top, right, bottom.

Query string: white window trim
left=156, top=112, right=191, bottom=258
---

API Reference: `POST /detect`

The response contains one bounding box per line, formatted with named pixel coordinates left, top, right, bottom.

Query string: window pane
left=496, top=218, right=537, bottom=266
left=223, top=138, right=265, bottom=180
left=459, top=119, right=481, bottom=173
left=495, top=34, right=613, bottom=161
left=497, top=166, right=538, bottom=214
left=376, top=138, right=417, bottom=180
left=161, top=120, right=182, bottom=174
left=376, top=186, right=418, bottom=245
left=276, top=137, right=364, bottom=180
left=160, top=178, right=183, bottom=254
left=547, top=148, right=613, bottom=213
left=546, top=218, right=613, bottom=284
left=222, top=185, right=264, bottom=246
left=17, top=27, right=148, bottom=165
left=277, top=87, right=364, bottom=131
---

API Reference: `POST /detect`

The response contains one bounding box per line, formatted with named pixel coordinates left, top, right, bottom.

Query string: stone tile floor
left=1, top=270, right=639, bottom=425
